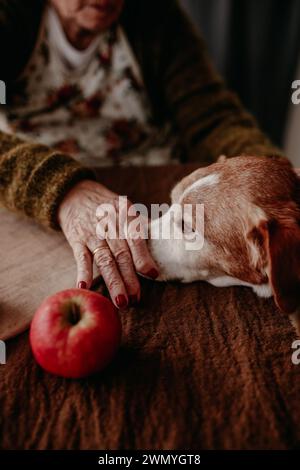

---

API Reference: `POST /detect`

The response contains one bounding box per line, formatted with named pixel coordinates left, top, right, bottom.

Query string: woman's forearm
left=0, top=131, right=95, bottom=229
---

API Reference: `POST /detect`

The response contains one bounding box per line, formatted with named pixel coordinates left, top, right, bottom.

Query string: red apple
left=30, top=289, right=122, bottom=378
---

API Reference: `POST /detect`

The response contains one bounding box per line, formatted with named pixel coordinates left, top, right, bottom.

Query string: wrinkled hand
left=57, top=180, right=159, bottom=308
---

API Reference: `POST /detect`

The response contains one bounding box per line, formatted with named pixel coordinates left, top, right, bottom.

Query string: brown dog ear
left=258, top=219, right=300, bottom=313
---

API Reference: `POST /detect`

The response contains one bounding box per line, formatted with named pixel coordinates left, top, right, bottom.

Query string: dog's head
left=148, top=156, right=300, bottom=314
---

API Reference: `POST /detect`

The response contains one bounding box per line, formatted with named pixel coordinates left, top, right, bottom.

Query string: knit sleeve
left=159, top=1, right=283, bottom=163
left=0, top=131, right=96, bottom=230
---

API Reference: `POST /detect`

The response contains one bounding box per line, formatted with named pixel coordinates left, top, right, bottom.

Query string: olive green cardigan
left=0, top=0, right=282, bottom=229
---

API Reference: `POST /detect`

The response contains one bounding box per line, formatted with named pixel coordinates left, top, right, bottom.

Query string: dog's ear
left=257, top=218, right=300, bottom=313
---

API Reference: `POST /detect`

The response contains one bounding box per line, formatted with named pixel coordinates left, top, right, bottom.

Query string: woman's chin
left=77, top=7, right=118, bottom=32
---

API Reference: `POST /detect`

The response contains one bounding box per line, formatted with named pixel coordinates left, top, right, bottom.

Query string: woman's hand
left=57, top=180, right=159, bottom=308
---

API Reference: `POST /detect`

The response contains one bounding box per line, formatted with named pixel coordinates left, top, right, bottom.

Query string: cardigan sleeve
left=0, top=131, right=96, bottom=229
left=0, top=1, right=96, bottom=230
left=158, top=1, right=284, bottom=163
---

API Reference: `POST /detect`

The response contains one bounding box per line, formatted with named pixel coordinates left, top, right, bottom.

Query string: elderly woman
left=0, top=0, right=282, bottom=308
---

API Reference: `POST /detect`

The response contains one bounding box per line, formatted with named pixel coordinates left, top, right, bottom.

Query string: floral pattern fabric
left=0, top=7, right=178, bottom=167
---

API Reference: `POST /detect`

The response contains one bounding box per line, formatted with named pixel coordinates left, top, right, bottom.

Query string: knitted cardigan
left=0, top=0, right=283, bottom=229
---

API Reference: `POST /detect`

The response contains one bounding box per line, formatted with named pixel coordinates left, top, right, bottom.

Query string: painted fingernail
left=146, top=268, right=159, bottom=279
left=78, top=281, right=87, bottom=289
left=115, top=294, right=128, bottom=309
left=129, top=294, right=139, bottom=306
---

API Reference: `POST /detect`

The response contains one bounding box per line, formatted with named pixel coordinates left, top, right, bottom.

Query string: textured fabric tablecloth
left=1, top=164, right=300, bottom=450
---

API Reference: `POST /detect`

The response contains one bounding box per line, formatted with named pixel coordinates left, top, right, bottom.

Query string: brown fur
left=175, top=156, right=300, bottom=313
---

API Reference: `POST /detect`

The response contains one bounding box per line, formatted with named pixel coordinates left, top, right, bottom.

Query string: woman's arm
left=0, top=0, right=93, bottom=229
left=0, top=130, right=159, bottom=307
left=0, top=132, right=159, bottom=306
left=0, top=1, right=158, bottom=306
left=0, top=131, right=96, bottom=228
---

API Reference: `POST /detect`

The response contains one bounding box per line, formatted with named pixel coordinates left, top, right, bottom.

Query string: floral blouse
left=0, top=7, right=178, bottom=167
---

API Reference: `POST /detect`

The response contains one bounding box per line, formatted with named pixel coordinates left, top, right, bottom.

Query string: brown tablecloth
left=1, top=164, right=300, bottom=450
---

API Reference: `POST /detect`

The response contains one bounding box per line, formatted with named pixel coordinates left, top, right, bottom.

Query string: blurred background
left=181, top=0, right=300, bottom=166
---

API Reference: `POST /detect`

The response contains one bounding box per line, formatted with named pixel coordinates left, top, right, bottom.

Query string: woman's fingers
left=89, top=241, right=128, bottom=309
left=125, top=213, right=159, bottom=278
left=59, top=179, right=159, bottom=306
left=71, top=241, right=93, bottom=289
left=106, top=238, right=140, bottom=304
left=127, top=235, right=159, bottom=280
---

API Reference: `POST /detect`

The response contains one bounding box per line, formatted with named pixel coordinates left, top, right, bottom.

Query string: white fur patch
left=252, top=284, right=272, bottom=298
left=208, top=276, right=251, bottom=288
left=180, top=173, right=220, bottom=201
left=208, top=276, right=272, bottom=298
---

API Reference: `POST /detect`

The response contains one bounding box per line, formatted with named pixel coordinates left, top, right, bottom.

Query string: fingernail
left=146, top=268, right=159, bottom=279
left=129, top=294, right=139, bottom=306
left=115, top=294, right=128, bottom=309
left=78, top=281, right=87, bottom=289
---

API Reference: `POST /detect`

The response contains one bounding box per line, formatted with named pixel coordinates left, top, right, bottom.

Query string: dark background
left=181, top=0, right=300, bottom=148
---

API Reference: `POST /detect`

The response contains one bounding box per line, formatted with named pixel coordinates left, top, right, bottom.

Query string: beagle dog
left=148, top=155, right=300, bottom=320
